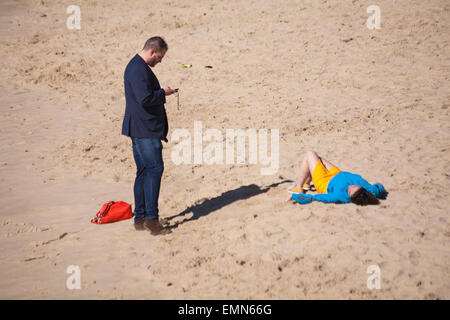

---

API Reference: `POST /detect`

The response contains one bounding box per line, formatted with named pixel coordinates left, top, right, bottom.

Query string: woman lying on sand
left=286, top=150, right=387, bottom=205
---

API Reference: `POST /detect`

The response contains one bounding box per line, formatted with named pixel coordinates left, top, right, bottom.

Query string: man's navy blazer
left=122, top=54, right=168, bottom=141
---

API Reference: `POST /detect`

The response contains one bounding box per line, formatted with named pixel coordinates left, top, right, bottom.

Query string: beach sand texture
left=0, top=0, right=449, bottom=299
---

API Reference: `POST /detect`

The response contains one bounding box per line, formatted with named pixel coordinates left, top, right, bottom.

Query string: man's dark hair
left=350, top=187, right=380, bottom=206
left=143, top=36, right=168, bottom=52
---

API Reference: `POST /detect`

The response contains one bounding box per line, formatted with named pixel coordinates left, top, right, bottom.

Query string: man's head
left=349, top=186, right=380, bottom=206
left=140, top=36, right=168, bottom=67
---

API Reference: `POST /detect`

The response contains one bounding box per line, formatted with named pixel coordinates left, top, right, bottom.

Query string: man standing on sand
left=122, top=36, right=177, bottom=235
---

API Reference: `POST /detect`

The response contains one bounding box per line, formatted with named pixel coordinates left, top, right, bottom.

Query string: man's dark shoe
left=134, top=220, right=145, bottom=231
left=144, top=218, right=172, bottom=235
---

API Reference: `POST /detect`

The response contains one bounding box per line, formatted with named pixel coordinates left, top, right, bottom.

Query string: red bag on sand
left=91, top=201, right=132, bottom=224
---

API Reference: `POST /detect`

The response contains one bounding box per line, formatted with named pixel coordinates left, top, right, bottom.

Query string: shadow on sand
left=164, top=180, right=293, bottom=230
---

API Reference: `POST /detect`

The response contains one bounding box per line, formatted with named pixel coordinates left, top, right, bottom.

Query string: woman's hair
left=350, top=187, right=380, bottom=206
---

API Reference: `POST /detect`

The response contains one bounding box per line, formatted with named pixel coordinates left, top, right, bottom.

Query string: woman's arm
left=291, top=192, right=350, bottom=204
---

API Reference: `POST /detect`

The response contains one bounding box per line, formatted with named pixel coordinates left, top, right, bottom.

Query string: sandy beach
left=0, top=0, right=449, bottom=299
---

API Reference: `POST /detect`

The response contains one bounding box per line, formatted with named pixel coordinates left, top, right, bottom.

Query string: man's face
left=148, top=49, right=166, bottom=67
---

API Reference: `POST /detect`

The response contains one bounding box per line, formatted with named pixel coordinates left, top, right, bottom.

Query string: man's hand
left=163, top=86, right=177, bottom=96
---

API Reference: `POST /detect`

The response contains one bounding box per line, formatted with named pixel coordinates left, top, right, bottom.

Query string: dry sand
left=0, top=0, right=449, bottom=299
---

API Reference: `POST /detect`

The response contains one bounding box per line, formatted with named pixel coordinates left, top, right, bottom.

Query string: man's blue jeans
left=131, top=137, right=164, bottom=223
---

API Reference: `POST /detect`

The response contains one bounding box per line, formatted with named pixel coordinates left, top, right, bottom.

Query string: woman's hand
left=284, top=194, right=293, bottom=202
